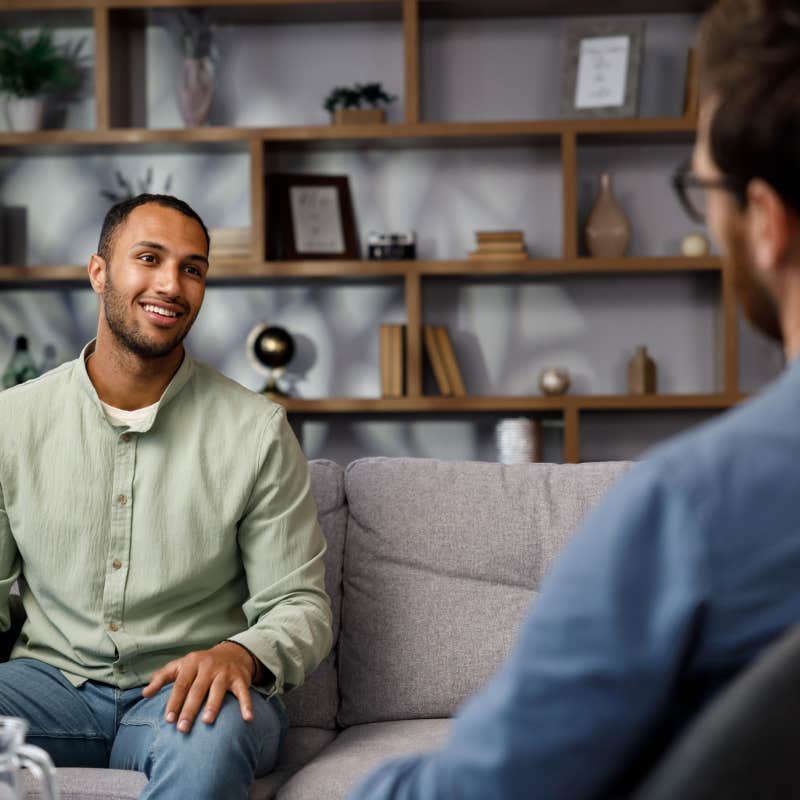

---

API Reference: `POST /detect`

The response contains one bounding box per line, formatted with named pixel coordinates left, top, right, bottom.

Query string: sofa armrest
left=0, top=595, right=25, bottom=663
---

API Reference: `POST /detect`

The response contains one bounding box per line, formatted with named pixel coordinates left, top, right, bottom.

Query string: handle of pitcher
left=18, top=743, right=60, bottom=800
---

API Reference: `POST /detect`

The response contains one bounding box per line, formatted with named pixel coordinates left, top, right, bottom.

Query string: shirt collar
left=76, top=339, right=195, bottom=432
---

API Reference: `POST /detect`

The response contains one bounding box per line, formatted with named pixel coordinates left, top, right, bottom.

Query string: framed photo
left=561, top=20, right=645, bottom=119
left=267, top=174, right=359, bottom=260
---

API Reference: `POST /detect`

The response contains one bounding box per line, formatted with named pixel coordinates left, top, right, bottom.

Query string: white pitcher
left=0, top=717, right=59, bottom=800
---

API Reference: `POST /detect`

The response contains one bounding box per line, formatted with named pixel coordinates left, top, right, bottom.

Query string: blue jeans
left=0, top=658, right=287, bottom=799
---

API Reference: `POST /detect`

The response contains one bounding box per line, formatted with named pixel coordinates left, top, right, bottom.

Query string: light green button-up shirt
left=0, top=342, right=332, bottom=696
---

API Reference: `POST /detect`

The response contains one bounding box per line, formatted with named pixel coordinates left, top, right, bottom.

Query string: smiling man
left=0, top=195, right=332, bottom=799
left=349, top=1, right=800, bottom=798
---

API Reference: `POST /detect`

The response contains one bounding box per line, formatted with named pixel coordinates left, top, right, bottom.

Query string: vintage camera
left=367, top=231, right=417, bottom=260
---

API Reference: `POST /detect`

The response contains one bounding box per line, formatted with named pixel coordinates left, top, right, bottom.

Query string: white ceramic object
left=681, top=232, right=710, bottom=257
left=5, top=97, right=45, bottom=132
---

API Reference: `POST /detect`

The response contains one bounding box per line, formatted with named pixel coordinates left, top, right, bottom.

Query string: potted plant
left=0, top=29, right=81, bottom=132
left=324, top=82, right=397, bottom=125
left=157, top=9, right=219, bottom=128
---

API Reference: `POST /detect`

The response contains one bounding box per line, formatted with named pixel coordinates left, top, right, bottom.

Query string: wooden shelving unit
left=0, top=0, right=732, bottom=462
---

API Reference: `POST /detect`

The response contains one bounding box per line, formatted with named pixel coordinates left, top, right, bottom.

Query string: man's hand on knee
left=142, top=642, right=257, bottom=734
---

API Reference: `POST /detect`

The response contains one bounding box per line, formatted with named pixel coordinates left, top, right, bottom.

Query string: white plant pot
left=5, top=97, right=45, bottom=132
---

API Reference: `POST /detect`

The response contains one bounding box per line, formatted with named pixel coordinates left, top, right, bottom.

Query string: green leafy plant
left=324, top=82, right=397, bottom=113
left=0, top=29, right=81, bottom=98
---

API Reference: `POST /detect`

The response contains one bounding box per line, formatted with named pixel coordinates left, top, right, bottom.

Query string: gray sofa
left=18, top=456, right=630, bottom=799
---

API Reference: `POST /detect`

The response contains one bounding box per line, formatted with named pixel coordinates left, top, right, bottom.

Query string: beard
left=723, top=218, right=784, bottom=343
left=102, top=272, right=194, bottom=359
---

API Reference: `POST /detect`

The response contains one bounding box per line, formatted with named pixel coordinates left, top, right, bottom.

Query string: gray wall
left=0, top=12, right=784, bottom=463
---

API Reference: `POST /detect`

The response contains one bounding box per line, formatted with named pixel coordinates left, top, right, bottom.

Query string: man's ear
left=88, top=254, right=107, bottom=294
left=746, top=179, right=793, bottom=277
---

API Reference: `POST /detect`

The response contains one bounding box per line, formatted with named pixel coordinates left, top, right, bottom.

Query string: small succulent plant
left=324, top=82, right=397, bottom=113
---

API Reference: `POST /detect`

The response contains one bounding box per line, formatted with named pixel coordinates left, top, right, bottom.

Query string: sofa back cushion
left=283, top=459, right=346, bottom=729
left=338, top=457, right=631, bottom=726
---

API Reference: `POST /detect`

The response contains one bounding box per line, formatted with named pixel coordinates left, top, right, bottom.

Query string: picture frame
left=266, top=174, right=359, bottom=260
left=560, top=19, right=645, bottom=119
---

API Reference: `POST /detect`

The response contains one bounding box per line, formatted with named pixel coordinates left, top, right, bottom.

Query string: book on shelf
left=209, top=226, right=252, bottom=261
left=423, top=324, right=452, bottom=396
left=476, top=230, right=524, bottom=243
left=435, top=325, right=466, bottom=396
left=471, top=229, right=527, bottom=260
left=379, top=324, right=405, bottom=398
left=468, top=250, right=528, bottom=260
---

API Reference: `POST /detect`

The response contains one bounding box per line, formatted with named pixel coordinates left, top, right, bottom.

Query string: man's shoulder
left=0, top=360, right=75, bottom=412
left=642, top=370, right=800, bottom=498
left=188, top=360, right=283, bottom=421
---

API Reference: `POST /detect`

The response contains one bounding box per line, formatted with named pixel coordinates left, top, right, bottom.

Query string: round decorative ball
left=681, top=233, right=710, bottom=257
left=538, top=367, right=570, bottom=396
left=248, top=325, right=295, bottom=373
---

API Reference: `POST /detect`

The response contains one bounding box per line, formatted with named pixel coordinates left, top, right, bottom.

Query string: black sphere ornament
left=247, top=324, right=296, bottom=397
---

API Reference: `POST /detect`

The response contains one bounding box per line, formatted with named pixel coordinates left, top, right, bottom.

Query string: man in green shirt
left=0, top=195, right=332, bottom=798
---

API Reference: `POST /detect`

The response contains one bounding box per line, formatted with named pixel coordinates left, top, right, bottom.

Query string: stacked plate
left=495, top=418, right=535, bottom=464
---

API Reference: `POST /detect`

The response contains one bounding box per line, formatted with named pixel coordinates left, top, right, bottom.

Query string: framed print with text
left=267, top=174, right=359, bottom=260
left=561, top=20, right=645, bottom=119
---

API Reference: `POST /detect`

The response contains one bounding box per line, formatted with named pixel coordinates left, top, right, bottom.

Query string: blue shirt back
left=350, top=356, right=800, bottom=799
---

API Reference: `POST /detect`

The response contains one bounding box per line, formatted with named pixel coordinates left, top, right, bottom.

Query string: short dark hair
left=698, top=0, right=800, bottom=213
left=96, top=194, right=210, bottom=263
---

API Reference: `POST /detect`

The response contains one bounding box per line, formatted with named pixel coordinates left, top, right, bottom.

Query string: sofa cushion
left=339, top=457, right=631, bottom=726
left=24, top=768, right=147, bottom=800
left=277, top=719, right=450, bottom=800
left=283, top=459, right=346, bottom=730
left=249, top=727, right=337, bottom=800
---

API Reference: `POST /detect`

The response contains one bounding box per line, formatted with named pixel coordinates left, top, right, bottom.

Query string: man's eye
left=184, top=265, right=202, bottom=277
left=139, top=254, right=156, bottom=263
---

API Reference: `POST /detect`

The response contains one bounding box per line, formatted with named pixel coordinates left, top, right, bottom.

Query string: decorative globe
left=246, top=324, right=296, bottom=397
left=538, top=367, right=570, bottom=396
left=251, top=326, right=295, bottom=371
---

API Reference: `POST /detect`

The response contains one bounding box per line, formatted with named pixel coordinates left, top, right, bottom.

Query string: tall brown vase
left=585, top=172, right=631, bottom=258
left=627, top=346, right=657, bottom=394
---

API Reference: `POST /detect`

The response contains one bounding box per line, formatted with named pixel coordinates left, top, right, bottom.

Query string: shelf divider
left=403, top=0, right=420, bottom=125
left=561, top=132, right=578, bottom=259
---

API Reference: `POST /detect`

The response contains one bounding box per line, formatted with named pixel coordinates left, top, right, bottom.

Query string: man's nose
left=155, top=263, right=181, bottom=297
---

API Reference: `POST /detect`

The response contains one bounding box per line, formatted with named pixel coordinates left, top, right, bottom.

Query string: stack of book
left=469, top=230, right=527, bottom=261
left=423, top=324, right=466, bottom=396
left=208, top=227, right=252, bottom=262
left=379, top=324, right=405, bottom=398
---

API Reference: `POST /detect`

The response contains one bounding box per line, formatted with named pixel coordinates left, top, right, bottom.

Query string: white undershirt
left=100, top=400, right=159, bottom=427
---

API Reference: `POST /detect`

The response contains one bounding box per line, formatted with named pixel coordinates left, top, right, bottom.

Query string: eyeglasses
left=672, top=165, right=747, bottom=224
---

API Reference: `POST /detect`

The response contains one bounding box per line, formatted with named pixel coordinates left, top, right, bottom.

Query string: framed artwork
left=561, top=20, right=645, bottom=119
left=267, top=174, right=359, bottom=260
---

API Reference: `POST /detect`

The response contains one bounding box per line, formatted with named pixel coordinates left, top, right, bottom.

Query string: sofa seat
left=277, top=719, right=451, bottom=800
left=22, top=727, right=337, bottom=800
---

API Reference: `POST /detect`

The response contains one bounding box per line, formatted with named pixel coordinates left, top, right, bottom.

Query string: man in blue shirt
left=349, top=1, right=800, bottom=797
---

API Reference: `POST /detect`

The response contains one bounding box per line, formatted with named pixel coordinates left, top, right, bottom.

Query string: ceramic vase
left=177, top=57, right=215, bottom=128
left=627, top=346, right=657, bottom=395
left=5, top=97, right=45, bottom=132
left=585, top=172, right=631, bottom=258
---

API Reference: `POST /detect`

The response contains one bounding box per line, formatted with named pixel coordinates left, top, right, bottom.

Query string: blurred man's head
left=695, top=0, right=800, bottom=345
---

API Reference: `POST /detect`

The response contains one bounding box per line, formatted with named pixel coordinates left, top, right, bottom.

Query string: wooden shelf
left=0, top=0, right=735, bottom=464
left=0, top=257, right=723, bottom=287
left=2, top=0, right=708, bottom=16
left=278, top=393, right=739, bottom=414
left=0, top=118, right=697, bottom=151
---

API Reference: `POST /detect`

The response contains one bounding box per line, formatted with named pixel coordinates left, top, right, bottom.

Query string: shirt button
left=117, top=495, right=127, bottom=505
left=109, top=622, right=119, bottom=632
left=112, top=559, right=122, bottom=570
left=121, top=434, right=130, bottom=443
left=117, top=665, right=126, bottom=674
